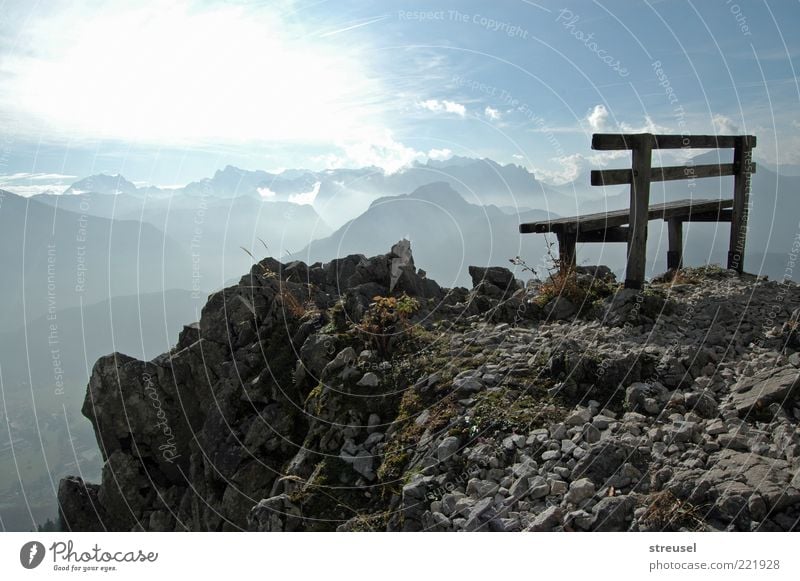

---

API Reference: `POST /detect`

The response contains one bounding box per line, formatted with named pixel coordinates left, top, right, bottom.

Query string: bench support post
left=667, top=218, right=683, bottom=270
left=625, top=135, right=653, bottom=289
left=556, top=230, right=577, bottom=273
left=727, top=135, right=753, bottom=274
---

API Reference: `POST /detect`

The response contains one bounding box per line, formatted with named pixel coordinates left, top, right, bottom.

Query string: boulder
left=544, top=296, right=577, bottom=320
left=625, top=382, right=669, bottom=415
left=732, top=367, right=800, bottom=417
left=571, top=441, right=645, bottom=484
left=527, top=506, right=564, bottom=531
left=590, top=495, right=635, bottom=531
left=468, top=265, right=516, bottom=290
left=249, top=494, right=303, bottom=532
left=565, top=478, right=595, bottom=505
left=58, top=477, right=107, bottom=532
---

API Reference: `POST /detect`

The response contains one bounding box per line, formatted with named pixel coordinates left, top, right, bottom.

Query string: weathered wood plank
left=591, top=162, right=756, bottom=186
left=625, top=139, right=653, bottom=289
left=556, top=231, right=577, bottom=271
left=576, top=227, right=629, bottom=243
left=728, top=135, right=755, bottom=273
left=667, top=218, right=683, bottom=270
left=519, top=198, right=734, bottom=234
left=593, top=133, right=756, bottom=151
left=682, top=209, right=733, bottom=222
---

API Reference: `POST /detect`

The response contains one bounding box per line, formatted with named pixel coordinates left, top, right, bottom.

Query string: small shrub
left=640, top=490, right=708, bottom=531
left=357, top=293, right=420, bottom=356
left=514, top=237, right=617, bottom=312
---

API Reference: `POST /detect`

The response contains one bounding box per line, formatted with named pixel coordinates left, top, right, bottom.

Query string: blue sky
left=0, top=0, right=798, bottom=191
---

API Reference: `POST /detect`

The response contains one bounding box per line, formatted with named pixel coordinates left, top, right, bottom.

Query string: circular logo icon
left=20, top=541, right=46, bottom=569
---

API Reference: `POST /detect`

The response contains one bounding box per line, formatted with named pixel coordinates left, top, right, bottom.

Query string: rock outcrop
left=59, top=245, right=800, bottom=532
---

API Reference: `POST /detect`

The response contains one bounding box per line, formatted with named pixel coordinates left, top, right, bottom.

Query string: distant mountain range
left=2, top=152, right=799, bottom=531
left=38, top=156, right=573, bottom=229
left=5, top=152, right=797, bottom=297
left=0, top=189, right=192, bottom=326
left=300, top=181, right=555, bottom=287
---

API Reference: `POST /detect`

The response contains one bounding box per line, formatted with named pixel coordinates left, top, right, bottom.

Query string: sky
left=0, top=0, right=798, bottom=193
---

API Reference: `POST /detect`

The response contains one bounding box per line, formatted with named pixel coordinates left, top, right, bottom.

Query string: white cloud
left=314, top=133, right=459, bottom=174
left=315, top=129, right=426, bottom=174
left=0, top=184, right=67, bottom=197
left=427, top=148, right=453, bottom=161
left=0, top=1, right=388, bottom=146
left=257, top=186, right=278, bottom=199
left=288, top=181, right=321, bottom=205
left=534, top=151, right=629, bottom=186
left=418, top=99, right=466, bottom=117
left=484, top=106, right=501, bottom=121
left=533, top=154, right=585, bottom=186
left=512, top=154, right=524, bottom=160
left=618, top=116, right=670, bottom=134
left=712, top=114, right=739, bottom=135
left=586, top=104, right=609, bottom=132
left=1, top=172, right=76, bottom=181
left=0, top=172, right=76, bottom=196
left=584, top=104, right=670, bottom=135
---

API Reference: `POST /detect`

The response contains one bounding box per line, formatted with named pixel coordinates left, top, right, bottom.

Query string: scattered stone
left=544, top=297, right=577, bottom=320
left=356, top=372, right=379, bottom=387
left=526, top=506, right=564, bottom=531
left=56, top=242, right=800, bottom=533
left=732, top=367, right=800, bottom=417
left=565, top=478, right=595, bottom=505
left=625, top=382, right=669, bottom=415
left=590, top=495, right=635, bottom=531
left=437, top=436, right=461, bottom=462
left=566, top=408, right=593, bottom=426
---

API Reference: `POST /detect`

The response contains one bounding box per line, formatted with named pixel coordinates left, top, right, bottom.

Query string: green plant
left=517, top=236, right=617, bottom=312
left=357, top=293, right=420, bottom=356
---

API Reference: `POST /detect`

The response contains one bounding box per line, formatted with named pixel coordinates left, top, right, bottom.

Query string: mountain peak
left=367, top=181, right=467, bottom=210
left=407, top=181, right=466, bottom=202
left=64, top=173, right=139, bottom=196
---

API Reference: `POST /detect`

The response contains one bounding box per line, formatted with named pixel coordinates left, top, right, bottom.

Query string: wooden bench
left=519, top=133, right=756, bottom=289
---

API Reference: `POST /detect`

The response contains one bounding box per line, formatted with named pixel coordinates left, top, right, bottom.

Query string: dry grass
left=277, top=287, right=307, bottom=318
left=525, top=237, right=617, bottom=308
left=640, top=490, right=708, bottom=531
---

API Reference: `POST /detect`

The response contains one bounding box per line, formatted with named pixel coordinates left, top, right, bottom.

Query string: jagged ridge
left=58, top=243, right=800, bottom=532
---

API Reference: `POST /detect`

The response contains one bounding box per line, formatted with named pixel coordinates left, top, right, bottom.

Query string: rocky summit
left=58, top=241, right=800, bottom=532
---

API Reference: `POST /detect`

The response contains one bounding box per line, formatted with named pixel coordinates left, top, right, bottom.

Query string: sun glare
left=5, top=1, right=380, bottom=145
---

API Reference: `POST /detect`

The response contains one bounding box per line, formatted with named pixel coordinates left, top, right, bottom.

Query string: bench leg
left=556, top=231, right=577, bottom=273
left=625, top=137, right=652, bottom=290
left=667, top=218, right=683, bottom=270
left=727, top=136, right=753, bottom=274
